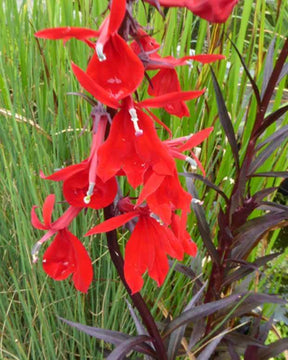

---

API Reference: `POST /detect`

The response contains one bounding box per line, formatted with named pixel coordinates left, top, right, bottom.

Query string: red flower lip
left=31, top=195, right=93, bottom=293
left=144, top=0, right=239, bottom=23
left=86, top=198, right=197, bottom=294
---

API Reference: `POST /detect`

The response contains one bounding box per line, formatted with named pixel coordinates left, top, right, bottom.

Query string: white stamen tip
left=192, top=198, right=204, bottom=205
left=129, top=108, right=143, bottom=136
left=185, top=156, right=197, bottom=168
left=83, top=183, right=95, bottom=204
left=31, top=241, right=42, bottom=263
left=150, top=212, right=164, bottom=225
left=96, top=43, right=106, bottom=62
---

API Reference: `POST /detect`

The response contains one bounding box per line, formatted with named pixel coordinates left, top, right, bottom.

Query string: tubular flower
left=31, top=194, right=93, bottom=293
left=41, top=111, right=117, bottom=209
left=96, top=99, right=176, bottom=188
left=148, top=68, right=190, bottom=117
left=136, top=168, right=192, bottom=225
left=131, top=29, right=225, bottom=70
left=163, top=127, right=214, bottom=175
left=144, top=0, right=239, bottom=23
left=35, top=0, right=144, bottom=103
left=86, top=198, right=196, bottom=294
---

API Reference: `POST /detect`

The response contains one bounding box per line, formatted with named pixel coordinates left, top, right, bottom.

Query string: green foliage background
left=0, top=0, right=287, bottom=358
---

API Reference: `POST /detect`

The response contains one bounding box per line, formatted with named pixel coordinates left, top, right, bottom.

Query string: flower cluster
left=32, top=0, right=237, bottom=294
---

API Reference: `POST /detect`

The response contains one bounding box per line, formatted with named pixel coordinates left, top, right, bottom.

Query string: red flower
left=86, top=199, right=196, bottom=294
left=131, top=29, right=225, bottom=70
left=41, top=113, right=117, bottom=209
left=163, top=127, right=214, bottom=175
left=97, top=99, right=176, bottom=188
left=35, top=0, right=144, bottom=103
left=148, top=68, right=190, bottom=117
left=31, top=195, right=93, bottom=293
left=144, top=0, right=239, bottom=23
left=136, top=169, right=192, bottom=225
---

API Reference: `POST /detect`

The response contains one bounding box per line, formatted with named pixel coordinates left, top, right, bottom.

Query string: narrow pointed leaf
left=126, top=300, right=149, bottom=337
left=210, top=67, right=240, bottom=171
left=223, top=253, right=281, bottom=287
left=167, top=282, right=207, bottom=359
left=232, top=211, right=288, bottom=259
left=261, top=38, right=288, bottom=113
left=180, top=172, right=229, bottom=203
left=258, top=338, right=288, bottom=360
left=255, top=125, right=288, bottom=151
left=231, top=293, right=286, bottom=318
left=277, top=63, right=288, bottom=85
left=197, top=331, right=226, bottom=360
left=58, top=317, right=155, bottom=357
left=164, top=294, right=242, bottom=338
left=255, top=105, right=288, bottom=137
left=106, top=335, right=153, bottom=360
left=249, top=126, right=288, bottom=174
left=261, top=38, right=276, bottom=98
left=227, top=37, right=261, bottom=105
left=249, top=171, right=288, bottom=178
left=169, top=261, right=204, bottom=288
left=186, top=177, right=220, bottom=265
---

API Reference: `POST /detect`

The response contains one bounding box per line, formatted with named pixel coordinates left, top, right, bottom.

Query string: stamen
left=31, top=241, right=42, bottom=263
left=150, top=212, right=164, bottom=225
left=84, top=182, right=95, bottom=204
left=185, top=156, right=197, bottom=168
left=192, top=198, right=204, bottom=205
left=129, top=108, right=143, bottom=136
left=96, top=43, right=106, bottom=62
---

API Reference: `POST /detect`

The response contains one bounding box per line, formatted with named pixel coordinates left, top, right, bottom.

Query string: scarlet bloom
left=31, top=194, right=93, bottom=293
left=35, top=0, right=144, bottom=104
left=131, top=29, right=225, bottom=70
left=86, top=198, right=196, bottom=294
left=164, top=127, right=214, bottom=175
left=96, top=99, right=176, bottom=188
left=41, top=112, right=117, bottom=209
left=148, top=68, right=190, bottom=117
left=145, top=0, right=239, bottom=23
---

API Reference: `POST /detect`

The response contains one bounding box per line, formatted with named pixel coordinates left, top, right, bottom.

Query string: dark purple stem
left=103, top=205, right=168, bottom=360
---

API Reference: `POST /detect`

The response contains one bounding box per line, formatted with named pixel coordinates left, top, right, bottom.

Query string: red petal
left=136, top=173, right=164, bottom=206
left=31, top=206, right=47, bottom=230
left=71, top=62, right=120, bottom=108
left=148, top=69, right=190, bottom=117
left=43, top=230, right=75, bottom=281
left=63, top=173, right=117, bottom=209
left=87, top=34, right=144, bottom=100
left=124, top=217, right=156, bottom=294
left=184, top=54, right=225, bottom=64
left=85, top=211, right=138, bottom=236
left=177, top=127, right=213, bottom=152
left=108, top=0, right=127, bottom=34
left=35, top=27, right=99, bottom=40
left=43, top=229, right=93, bottom=293
left=139, top=89, right=205, bottom=109
left=40, top=162, right=88, bottom=182
left=42, top=194, right=55, bottom=227
left=69, top=231, right=93, bottom=293
left=145, top=0, right=239, bottom=23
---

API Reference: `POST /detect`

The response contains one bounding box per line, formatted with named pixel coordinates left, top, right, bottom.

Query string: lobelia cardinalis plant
left=31, top=0, right=288, bottom=359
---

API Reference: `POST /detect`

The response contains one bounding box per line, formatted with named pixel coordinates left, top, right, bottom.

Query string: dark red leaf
left=210, top=67, right=240, bottom=171
left=106, top=335, right=154, bottom=360
left=58, top=317, right=156, bottom=357
left=258, top=338, right=288, bottom=360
